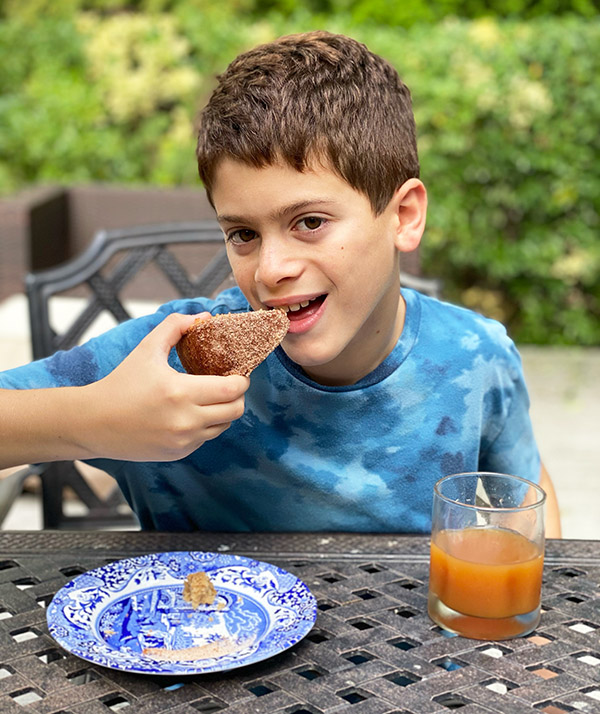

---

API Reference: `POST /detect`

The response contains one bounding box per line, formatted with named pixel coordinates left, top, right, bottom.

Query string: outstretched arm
left=0, top=313, right=249, bottom=469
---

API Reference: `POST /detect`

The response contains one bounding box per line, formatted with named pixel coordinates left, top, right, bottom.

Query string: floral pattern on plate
left=47, top=551, right=317, bottom=675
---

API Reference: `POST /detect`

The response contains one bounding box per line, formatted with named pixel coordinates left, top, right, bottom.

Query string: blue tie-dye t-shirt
left=0, top=287, right=540, bottom=532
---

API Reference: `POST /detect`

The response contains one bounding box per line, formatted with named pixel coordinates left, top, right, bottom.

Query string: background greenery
left=1, top=0, right=598, bottom=345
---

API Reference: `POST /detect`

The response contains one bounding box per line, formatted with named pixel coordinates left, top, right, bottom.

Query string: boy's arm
left=0, top=313, right=249, bottom=469
left=539, top=462, right=562, bottom=538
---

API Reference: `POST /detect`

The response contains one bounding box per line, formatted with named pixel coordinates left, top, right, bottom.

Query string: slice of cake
left=176, top=310, right=289, bottom=377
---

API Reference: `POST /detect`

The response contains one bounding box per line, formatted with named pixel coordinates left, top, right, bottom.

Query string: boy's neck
left=301, top=290, right=406, bottom=387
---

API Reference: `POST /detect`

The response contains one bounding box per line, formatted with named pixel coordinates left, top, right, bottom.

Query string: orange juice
left=428, top=527, right=544, bottom=639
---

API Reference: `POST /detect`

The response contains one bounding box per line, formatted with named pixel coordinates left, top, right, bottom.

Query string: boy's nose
left=254, top=237, right=302, bottom=287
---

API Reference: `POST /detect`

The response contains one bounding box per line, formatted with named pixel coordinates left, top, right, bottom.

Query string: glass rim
left=433, top=471, right=547, bottom=512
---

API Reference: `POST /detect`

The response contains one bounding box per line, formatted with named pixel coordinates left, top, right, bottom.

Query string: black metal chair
left=0, top=220, right=440, bottom=529
left=3, top=221, right=232, bottom=530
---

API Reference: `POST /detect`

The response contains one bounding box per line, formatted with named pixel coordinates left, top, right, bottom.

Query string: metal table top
left=0, top=530, right=599, bottom=714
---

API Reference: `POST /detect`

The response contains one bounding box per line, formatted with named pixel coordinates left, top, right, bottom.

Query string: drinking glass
left=428, top=472, right=546, bottom=640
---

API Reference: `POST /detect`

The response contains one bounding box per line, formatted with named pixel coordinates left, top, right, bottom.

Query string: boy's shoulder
left=405, top=288, right=518, bottom=359
left=157, top=286, right=250, bottom=318
left=400, top=290, right=527, bottom=416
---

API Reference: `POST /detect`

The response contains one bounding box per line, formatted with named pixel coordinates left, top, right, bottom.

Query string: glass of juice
left=428, top=472, right=546, bottom=640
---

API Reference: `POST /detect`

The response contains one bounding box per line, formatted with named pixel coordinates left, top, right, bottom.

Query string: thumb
left=145, top=312, right=210, bottom=358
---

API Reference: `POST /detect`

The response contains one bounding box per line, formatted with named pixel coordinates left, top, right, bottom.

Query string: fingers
left=104, top=313, right=253, bottom=460
left=137, top=316, right=253, bottom=400
left=142, top=312, right=211, bottom=358
left=159, top=395, right=244, bottom=458
left=183, top=374, right=250, bottom=406
left=172, top=421, right=233, bottom=455
left=198, top=421, right=232, bottom=444
left=197, top=392, right=246, bottom=428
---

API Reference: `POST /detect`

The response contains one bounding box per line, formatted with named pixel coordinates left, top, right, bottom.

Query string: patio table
left=0, top=530, right=599, bottom=713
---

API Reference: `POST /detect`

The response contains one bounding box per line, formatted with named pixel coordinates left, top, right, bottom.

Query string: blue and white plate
left=47, top=551, right=317, bottom=675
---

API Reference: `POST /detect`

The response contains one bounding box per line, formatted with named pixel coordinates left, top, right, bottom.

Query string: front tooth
left=288, top=303, right=302, bottom=312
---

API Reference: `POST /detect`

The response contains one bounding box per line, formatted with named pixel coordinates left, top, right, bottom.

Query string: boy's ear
left=390, top=178, right=427, bottom=253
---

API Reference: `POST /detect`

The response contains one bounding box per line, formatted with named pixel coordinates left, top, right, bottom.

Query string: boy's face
left=212, top=158, right=409, bottom=386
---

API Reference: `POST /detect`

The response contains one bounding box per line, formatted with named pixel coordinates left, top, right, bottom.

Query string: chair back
left=25, top=221, right=230, bottom=529
left=27, top=221, right=231, bottom=360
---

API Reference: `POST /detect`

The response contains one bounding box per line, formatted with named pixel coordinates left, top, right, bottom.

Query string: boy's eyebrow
left=217, top=198, right=337, bottom=225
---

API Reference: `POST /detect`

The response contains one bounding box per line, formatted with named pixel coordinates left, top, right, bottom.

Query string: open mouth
left=279, top=295, right=326, bottom=320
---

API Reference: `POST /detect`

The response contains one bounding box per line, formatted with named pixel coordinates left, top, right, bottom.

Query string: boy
left=0, top=31, right=560, bottom=535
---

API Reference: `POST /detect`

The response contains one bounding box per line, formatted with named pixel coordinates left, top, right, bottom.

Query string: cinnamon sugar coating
left=143, top=637, right=240, bottom=661
left=176, top=310, right=289, bottom=377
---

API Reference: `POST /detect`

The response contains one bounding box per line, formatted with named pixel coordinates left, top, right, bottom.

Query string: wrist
left=51, top=384, right=105, bottom=462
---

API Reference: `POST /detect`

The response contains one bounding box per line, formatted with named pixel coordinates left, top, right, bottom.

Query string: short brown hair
left=196, top=31, right=419, bottom=215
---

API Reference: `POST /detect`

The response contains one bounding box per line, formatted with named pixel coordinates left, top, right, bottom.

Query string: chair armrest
left=0, top=464, right=44, bottom=527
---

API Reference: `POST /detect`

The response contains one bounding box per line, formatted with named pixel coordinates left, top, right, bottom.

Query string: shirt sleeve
left=478, top=340, right=541, bottom=485
left=0, top=297, right=220, bottom=390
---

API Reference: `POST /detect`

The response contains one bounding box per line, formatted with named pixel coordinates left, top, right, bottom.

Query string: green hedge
left=0, top=8, right=598, bottom=345
left=2, top=0, right=597, bottom=23
left=374, top=18, right=600, bottom=346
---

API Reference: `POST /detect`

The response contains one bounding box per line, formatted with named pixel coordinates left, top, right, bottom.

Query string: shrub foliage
left=0, top=3, right=598, bottom=344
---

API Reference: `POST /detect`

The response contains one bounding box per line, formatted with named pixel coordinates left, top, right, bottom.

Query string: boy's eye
left=228, top=229, right=257, bottom=244
left=297, top=216, right=325, bottom=231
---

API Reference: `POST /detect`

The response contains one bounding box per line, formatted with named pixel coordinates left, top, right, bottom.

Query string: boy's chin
left=280, top=340, right=335, bottom=368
